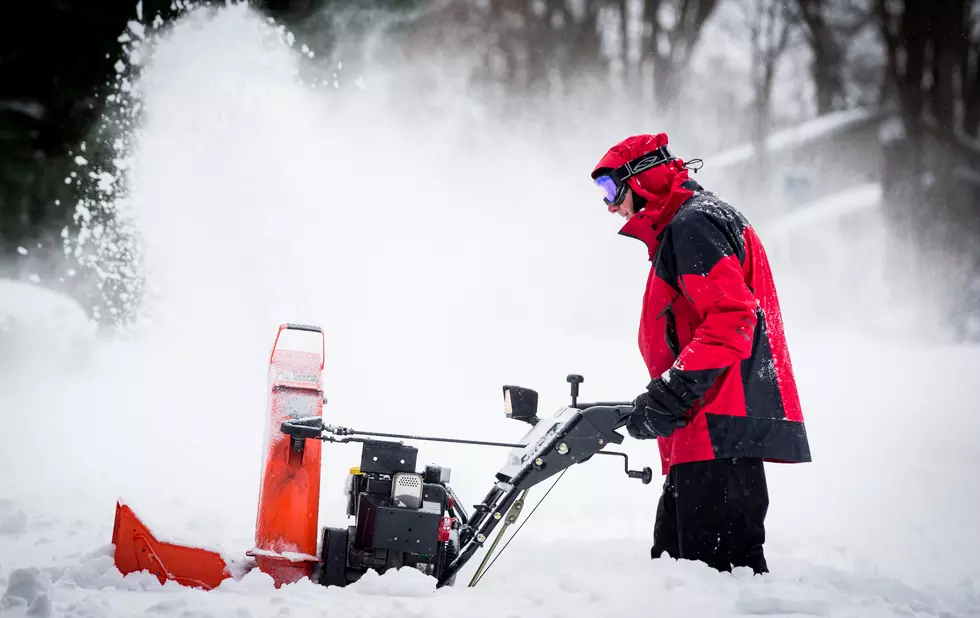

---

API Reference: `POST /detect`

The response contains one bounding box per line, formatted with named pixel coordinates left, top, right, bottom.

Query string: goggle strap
left=609, top=146, right=676, bottom=184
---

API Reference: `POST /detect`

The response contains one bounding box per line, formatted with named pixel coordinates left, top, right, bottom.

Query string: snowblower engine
left=316, top=439, right=465, bottom=586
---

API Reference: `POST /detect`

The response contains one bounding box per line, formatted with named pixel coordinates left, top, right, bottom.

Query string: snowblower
left=111, top=322, right=654, bottom=590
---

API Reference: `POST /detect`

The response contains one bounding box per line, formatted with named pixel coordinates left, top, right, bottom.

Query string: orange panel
left=111, top=502, right=234, bottom=590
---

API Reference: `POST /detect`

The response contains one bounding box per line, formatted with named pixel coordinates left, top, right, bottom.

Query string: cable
left=470, top=467, right=569, bottom=586
left=322, top=424, right=525, bottom=449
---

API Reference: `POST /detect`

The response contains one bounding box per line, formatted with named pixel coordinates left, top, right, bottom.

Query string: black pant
left=651, top=457, right=769, bottom=574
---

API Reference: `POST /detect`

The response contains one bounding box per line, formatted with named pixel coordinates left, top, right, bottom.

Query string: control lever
left=566, top=374, right=583, bottom=407
left=280, top=416, right=323, bottom=439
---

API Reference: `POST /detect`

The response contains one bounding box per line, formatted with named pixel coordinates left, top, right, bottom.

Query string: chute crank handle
left=627, top=467, right=653, bottom=484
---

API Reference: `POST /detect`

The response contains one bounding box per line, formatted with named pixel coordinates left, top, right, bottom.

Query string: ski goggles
left=594, top=174, right=627, bottom=206
left=593, top=145, right=677, bottom=206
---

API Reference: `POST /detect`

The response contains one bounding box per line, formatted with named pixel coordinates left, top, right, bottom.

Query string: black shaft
left=341, top=429, right=525, bottom=449
left=573, top=401, right=633, bottom=409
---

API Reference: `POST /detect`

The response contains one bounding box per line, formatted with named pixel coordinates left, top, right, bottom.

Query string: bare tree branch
left=638, top=0, right=718, bottom=113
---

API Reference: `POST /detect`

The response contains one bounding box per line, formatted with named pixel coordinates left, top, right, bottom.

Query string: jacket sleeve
left=657, top=211, right=757, bottom=406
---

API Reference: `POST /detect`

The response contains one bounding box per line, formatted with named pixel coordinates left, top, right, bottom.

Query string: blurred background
left=1, top=0, right=978, bottom=339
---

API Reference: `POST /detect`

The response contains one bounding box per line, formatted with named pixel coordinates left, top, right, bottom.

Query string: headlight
left=501, top=385, right=540, bottom=425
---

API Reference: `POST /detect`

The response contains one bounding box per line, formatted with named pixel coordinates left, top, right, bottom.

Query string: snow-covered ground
left=3, top=4, right=979, bottom=617
left=3, top=328, right=979, bottom=618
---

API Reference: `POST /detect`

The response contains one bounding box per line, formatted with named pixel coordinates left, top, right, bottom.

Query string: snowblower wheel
left=317, top=527, right=351, bottom=587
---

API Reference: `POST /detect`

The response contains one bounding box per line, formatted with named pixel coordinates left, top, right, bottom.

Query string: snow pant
left=651, top=456, right=769, bottom=574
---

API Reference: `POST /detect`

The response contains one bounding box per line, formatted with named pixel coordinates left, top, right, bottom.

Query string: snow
left=0, top=278, right=98, bottom=375
left=246, top=549, right=319, bottom=563
left=761, top=183, right=882, bottom=237
left=2, top=4, right=980, bottom=618
left=710, top=107, right=881, bottom=170
left=1, top=568, right=53, bottom=618
left=127, top=20, right=146, bottom=40
left=0, top=502, right=28, bottom=535
left=0, top=100, right=46, bottom=120
left=878, top=116, right=906, bottom=144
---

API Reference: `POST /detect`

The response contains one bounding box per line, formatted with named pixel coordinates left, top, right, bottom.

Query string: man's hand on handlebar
left=626, top=379, right=690, bottom=440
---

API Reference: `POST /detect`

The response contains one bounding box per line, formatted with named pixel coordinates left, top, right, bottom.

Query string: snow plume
left=53, top=5, right=153, bottom=328
left=94, top=1, right=650, bottom=440
left=1, top=3, right=979, bottom=617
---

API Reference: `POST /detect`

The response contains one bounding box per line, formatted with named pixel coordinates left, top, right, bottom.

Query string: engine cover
left=359, top=440, right=418, bottom=474
left=354, top=493, right=443, bottom=555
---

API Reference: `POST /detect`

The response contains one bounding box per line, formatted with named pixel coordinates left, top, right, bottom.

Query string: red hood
left=592, top=133, right=695, bottom=257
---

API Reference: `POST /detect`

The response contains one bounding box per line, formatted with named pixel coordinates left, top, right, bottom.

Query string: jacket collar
left=618, top=211, right=663, bottom=258
left=618, top=179, right=702, bottom=259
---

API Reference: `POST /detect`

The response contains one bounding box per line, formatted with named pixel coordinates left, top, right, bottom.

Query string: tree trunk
left=874, top=0, right=980, bottom=324
left=966, top=39, right=980, bottom=138
left=639, top=0, right=719, bottom=115
left=930, top=0, right=965, bottom=138
left=811, top=43, right=844, bottom=113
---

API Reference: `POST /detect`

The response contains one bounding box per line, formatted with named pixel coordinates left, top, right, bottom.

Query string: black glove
left=626, top=375, right=693, bottom=440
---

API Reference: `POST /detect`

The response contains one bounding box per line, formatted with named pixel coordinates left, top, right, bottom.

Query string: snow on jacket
left=592, top=133, right=811, bottom=474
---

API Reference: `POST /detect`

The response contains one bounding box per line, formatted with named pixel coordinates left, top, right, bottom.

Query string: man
left=591, top=133, right=811, bottom=575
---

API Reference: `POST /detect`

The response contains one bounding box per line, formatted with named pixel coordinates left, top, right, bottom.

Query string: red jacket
left=593, top=134, right=811, bottom=474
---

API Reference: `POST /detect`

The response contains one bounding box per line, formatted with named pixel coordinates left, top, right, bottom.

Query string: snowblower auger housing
left=111, top=324, right=649, bottom=591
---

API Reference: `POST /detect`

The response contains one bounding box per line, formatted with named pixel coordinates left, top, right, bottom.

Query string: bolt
left=477, top=534, right=486, bottom=543
left=494, top=512, right=501, bottom=520
left=534, top=457, right=543, bottom=466
left=598, top=438, right=604, bottom=445
left=557, top=442, right=569, bottom=455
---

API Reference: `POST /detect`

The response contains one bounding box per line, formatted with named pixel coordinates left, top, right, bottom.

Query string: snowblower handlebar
left=277, top=376, right=653, bottom=590
left=435, top=401, right=642, bottom=587
left=279, top=401, right=636, bottom=449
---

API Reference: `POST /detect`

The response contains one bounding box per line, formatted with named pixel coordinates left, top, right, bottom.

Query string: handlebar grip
left=610, top=405, right=634, bottom=430
left=607, top=405, right=688, bottom=432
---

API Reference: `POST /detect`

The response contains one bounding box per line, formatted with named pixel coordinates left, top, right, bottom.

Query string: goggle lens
left=594, top=175, right=622, bottom=205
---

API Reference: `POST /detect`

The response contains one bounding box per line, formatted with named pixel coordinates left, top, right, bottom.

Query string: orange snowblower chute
left=248, top=323, right=325, bottom=585
left=111, top=323, right=327, bottom=589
